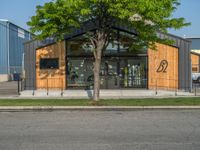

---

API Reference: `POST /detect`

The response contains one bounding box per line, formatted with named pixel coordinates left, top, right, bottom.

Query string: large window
left=67, top=57, right=147, bottom=89
left=67, top=37, right=93, bottom=56
left=119, top=58, right=147, bottom=88
left=67, top=58, right=93, bottom=88
left=40, top=58, right=59, bottom=69
left=66, top=29, right=148, bottom=89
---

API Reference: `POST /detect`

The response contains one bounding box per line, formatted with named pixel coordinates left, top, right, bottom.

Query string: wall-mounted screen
left=40, top=58, right=59, bottom=69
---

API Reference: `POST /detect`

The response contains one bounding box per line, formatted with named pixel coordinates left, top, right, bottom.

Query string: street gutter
left=1, top=106, right=200, bottom=112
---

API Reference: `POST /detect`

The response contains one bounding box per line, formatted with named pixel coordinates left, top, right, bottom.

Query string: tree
left=27, top=0, right=189, bottom=101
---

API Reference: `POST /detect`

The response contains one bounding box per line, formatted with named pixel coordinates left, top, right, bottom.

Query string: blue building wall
left=0, top=20, right=9, bottom=74
left=0, top=20, right=31, bottom=75
left=9, top=23, right=31, bottom=73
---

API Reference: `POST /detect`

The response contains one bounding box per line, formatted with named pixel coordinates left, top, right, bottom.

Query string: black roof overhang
left=34, top=20, right=190, bottom=50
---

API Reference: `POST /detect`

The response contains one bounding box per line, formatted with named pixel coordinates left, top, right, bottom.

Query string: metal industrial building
left=187, top=38, right=200, bottom=52
left=23, top=22, right=192, bottom=91
left=188, top=38, right=200, bottom=73
left=0, top=19, right=31, bottom=82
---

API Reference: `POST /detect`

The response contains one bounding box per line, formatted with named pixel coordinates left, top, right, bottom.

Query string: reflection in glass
left=66, top=28, right=148, bottom=89
left=67, top=58, right=93, bottom=89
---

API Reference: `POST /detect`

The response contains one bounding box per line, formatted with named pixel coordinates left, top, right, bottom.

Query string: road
left=0, top=110, right=200, bottom=150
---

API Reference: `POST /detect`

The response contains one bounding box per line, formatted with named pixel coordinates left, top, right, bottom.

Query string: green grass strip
left=0, top=97, right=200, bottom=106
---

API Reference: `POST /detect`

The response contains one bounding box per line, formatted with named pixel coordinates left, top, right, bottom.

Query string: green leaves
left=27, top=0, right=190, bottom=49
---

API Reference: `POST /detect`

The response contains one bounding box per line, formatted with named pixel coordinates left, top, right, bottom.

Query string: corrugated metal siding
left=0, top=21, right=9, bottom=74
left=9, top=23, right=31, bottom=74
left=24, top=40, right=42, bottom=90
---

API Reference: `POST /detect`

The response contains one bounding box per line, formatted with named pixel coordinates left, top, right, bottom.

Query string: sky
left=0, top=0, right=199, bottom=38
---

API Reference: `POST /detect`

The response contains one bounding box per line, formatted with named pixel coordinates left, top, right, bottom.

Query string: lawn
left=0, top=97, right=200, bottom=106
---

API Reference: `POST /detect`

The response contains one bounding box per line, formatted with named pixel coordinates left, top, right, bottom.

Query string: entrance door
left=100, top=59, right=119, bottom=89
left=66, top=57, right=93, bottom=89
left=119, top=58, right=147, bottom=88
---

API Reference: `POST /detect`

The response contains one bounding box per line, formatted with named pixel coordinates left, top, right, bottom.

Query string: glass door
left=100, top=58, right=119, bottom=89
left=119, top=58, right=147, bottom=88
left=66, top=57, right=93, bottom=89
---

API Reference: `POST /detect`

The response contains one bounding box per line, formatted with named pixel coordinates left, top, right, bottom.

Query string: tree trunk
left=93, top=39, right=104, bottom=101
left=93, top=57, right=101, bottom=101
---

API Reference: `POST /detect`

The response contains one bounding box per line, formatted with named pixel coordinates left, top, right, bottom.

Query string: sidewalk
left=19, top=89, right=195, bottom=99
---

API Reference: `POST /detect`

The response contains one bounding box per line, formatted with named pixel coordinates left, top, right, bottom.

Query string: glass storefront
left=67, top=58, right=94, bottom=89
left=66, top=29, right=148, bottom=89
left=67, top=57, right=147, bottom=89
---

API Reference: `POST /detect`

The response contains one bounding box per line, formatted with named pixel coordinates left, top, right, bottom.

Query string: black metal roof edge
left=26, top=20, right=191, bottom=49
left=191, top=51, right=200, bottom=56
left=158, top=31, right=191, bottom=43
left=186, top=37, right=200, bottom=39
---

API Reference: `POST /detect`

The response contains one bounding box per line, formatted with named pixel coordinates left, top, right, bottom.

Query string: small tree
left=28, top=0, right=189, bottom=101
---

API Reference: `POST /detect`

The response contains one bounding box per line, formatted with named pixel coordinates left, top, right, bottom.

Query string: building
left=191, top=51, right=200, bottom=73
left=0, top=19, right=31, bottom=82
left=187, top=38, right=200, bottom=73
left=24, top=23, right=191, bottom=91
left=187, top=38, right=200, bottom=53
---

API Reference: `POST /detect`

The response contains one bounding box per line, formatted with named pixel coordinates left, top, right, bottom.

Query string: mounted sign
left=157, top=60, right=168, bottom=73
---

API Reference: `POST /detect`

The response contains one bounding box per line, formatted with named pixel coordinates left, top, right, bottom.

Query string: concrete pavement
left=20, top=89, right=195, bottom=99
left=0, top=81, right=18, bottom=96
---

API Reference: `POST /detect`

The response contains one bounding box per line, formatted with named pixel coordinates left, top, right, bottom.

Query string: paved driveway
left=0, top=110, right=200, bottom=150
left=0, top=81, right=18, bottom=96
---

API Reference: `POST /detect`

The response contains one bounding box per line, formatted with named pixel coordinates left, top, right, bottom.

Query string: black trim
left=40, top=58, right=59, bottom=70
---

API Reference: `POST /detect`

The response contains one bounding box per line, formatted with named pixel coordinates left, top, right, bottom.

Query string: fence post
left=61, top=78, right=63, bottom=96
left=20, top=78, right=23, bottom=91
left=155, top=80, right=158, bottom=95
left=47, top=79, right=49, bottom=96
left=32, top=79, right=35, bottom=96
left=175, top=80, right=177, bottom=96
left=32, top=88, right=35, bottom=96
left=17, top=79, right=20, bottom=95
left=175, top=89, right=177, bottom=96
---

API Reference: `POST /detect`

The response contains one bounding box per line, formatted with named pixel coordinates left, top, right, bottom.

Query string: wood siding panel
left=36, top=42, right=66, bottom=89
left=148, top=43, right=178, bottom=90
left=191, top=53, right=199, bottom=73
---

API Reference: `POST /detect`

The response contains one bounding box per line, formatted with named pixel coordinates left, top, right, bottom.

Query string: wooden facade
left=35, top=42, right=180, bottom=90
left=36, top=41, right=66, bottom=89
left=191, top=53, right=200, bottom=73
left=148, top=43, right=179, bottom=90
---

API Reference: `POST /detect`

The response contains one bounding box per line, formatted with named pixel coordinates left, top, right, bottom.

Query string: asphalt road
left=0, top=110, right=200, bottom=150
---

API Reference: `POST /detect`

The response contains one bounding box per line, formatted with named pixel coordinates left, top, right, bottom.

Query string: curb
left=1, top=106, right=200, bottom=111
left=1, top=95, right=200, bottom=99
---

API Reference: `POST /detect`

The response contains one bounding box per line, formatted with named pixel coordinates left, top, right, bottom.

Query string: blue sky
left=0, top=0, right=199, bottom=38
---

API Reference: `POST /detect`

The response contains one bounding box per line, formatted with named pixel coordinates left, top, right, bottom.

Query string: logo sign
left=157, top=60, right=168, bottom=73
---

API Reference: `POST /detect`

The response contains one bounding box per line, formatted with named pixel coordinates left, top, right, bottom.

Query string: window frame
left=39, top=58, right=59, bottom=70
